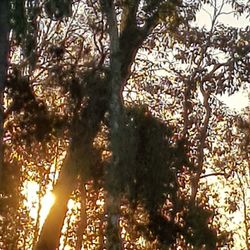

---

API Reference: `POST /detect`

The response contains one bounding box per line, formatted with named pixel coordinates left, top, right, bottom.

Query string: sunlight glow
left=137, top=236, right=146, bottom=247
left=40, top=191, right=55, bottom=226
left=67, top=198, right=78, bottom=210
left=22, top=181, right=55, bottom=227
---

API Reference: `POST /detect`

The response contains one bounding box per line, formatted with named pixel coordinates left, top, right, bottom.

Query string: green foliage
left=143, top=0, right=182, bottom=18
left=104, top=106, right=216, bottom=248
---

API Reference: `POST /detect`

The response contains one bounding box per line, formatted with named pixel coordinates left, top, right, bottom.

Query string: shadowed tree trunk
left=36, top=1, right=161, bottom=248
left=36, top=91, right=109, bottom=249
left=0, top=0, right=10, bottom=191
left=36, top=149, right=79, bottom=250
left=103, top=1, right=123, bottom=249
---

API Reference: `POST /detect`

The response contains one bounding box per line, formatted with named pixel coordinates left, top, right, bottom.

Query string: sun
left=22, top=181, right=55, bottom=227
left=40, top=189, right=55, bottom=226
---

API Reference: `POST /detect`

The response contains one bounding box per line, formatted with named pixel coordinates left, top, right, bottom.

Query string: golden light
left=137, top=236, right=146, bottom=247
left=22, top=181, right=55, bottom=227
left=40, top=190, right=55, bottom=226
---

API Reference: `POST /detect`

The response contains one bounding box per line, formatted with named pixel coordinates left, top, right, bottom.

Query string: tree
left=0, top=0, right=10, bottom=191
left=234, top=109, right=250, bottom=249
left=1, top=0, right=250, bottom=249
left=36, top=1, right=186, bottom=249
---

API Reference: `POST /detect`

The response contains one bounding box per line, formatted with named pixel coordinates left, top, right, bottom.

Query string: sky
left=195, top=1, right=250, bottom=112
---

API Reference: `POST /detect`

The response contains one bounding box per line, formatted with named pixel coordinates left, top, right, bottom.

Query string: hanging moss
left=115, top=106, right=188, bottom=211
left=183, top=204, right=217, bottom=249
left=6, top=69, right=65, bottom=142
left=104, top=105, right=189, bottom=210
left=104, top=106, right=217, bottom=248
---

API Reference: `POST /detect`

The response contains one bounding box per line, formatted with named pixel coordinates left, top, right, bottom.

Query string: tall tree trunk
left=0, top=0, right=10, bottom=191
left=105, top=195, right=122, bottom=250
left=36, top=150, right=77, bottom=250
left=36, top=0, right=157, bottom=247
left=36, top=87, right=109, bottom=249
left=104, top=1, right=123, bottom=249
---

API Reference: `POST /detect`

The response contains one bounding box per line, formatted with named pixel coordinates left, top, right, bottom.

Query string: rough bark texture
left=105, top=195, right=121, bottom=250
left=104, top=1, right=123, bottom=249
left=0, top=0, right=10, bottom=191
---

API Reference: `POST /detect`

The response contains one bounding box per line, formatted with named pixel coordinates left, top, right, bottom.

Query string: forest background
left=0, top=0, right=249, bottom=249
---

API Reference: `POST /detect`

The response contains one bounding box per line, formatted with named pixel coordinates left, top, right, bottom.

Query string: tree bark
left=191, top=85, right=211, bottom=202
left=36, top=150, right=78, bottom=250
left=103, top=1, right=123, bottom=249
left=0, top=0, right=10, bottom=191
left=36, top=90, right=109, bottom=249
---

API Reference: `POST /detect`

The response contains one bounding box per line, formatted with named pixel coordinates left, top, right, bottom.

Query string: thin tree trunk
left=0, top=0, right=10, bottom=191
left=75, top=184, right=87, bottom=250
left=191, top=85, right=211, bottom=202
left=36, top=135, right=96, bottom=249
left=236, top=171, right=250, bottom=250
